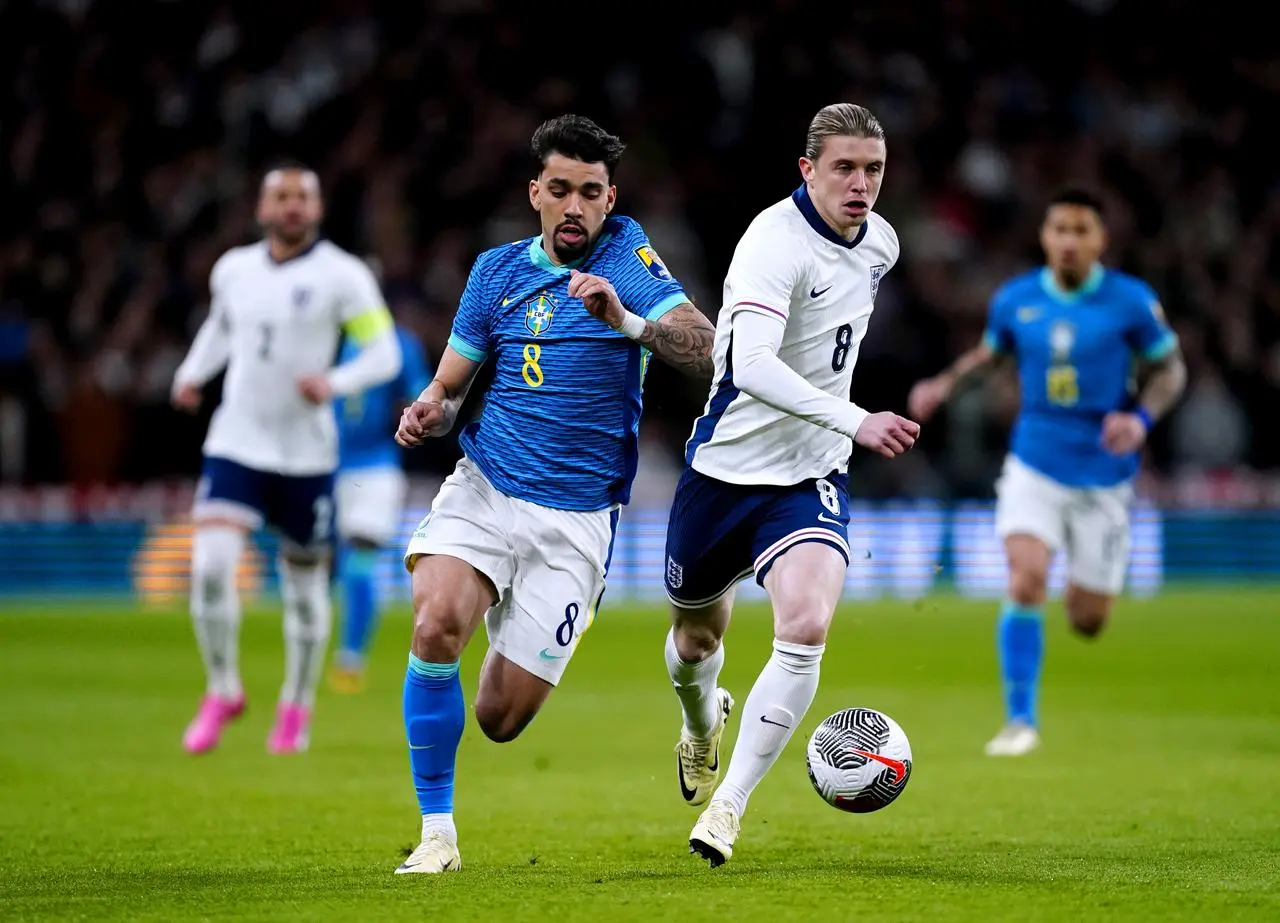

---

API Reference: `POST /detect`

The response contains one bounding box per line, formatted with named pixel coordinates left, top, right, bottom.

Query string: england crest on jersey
left=666, top=556, right=684, bottom=590
left=524, top=293, right=557, bottom=336
left=869, top=264, right=887, bottom=302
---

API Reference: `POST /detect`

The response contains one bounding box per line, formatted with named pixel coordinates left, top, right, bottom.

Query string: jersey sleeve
left=446, top=253, right=495, bottom=362
left=1125, top=283, right=1179, bottom=361
left=608, top=223, right=690, bottom=322
left=337, top=257, right=394, bottom=344
left=723, top=217, right=802, bottom=323
left=981, top=285, right=1016, bottom=355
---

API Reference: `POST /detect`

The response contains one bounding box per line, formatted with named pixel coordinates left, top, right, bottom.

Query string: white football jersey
left=685, top=188, right=899, bottom=485
left=185, top=240, right=387, bottom=476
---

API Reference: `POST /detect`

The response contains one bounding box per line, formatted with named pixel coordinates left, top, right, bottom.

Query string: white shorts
left=403, top=456, right=618, bottom=685
left=994, top=455, right=1132, bottom=595
left=336, top=466, right=408, bottom=546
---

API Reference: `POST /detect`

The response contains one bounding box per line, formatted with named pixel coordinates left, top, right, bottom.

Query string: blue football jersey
left=337, top=326, right=432, bottom=471
left=983, top=266, right=1178, bottom=488
left=447, top=216, right=689, bottom=511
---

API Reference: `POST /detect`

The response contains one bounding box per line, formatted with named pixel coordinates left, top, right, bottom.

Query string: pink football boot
left=266, top=703, right=311, bottom=754
left=182, top=694, right=246, bottom=754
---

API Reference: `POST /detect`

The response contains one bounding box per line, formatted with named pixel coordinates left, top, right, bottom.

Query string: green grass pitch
left=2, top=591, right=1278, bottom=921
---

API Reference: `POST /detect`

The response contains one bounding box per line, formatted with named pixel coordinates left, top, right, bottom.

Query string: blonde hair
left=804, top=104, right=885, bottom=161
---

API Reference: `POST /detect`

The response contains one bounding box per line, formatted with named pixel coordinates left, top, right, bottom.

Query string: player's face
left=257, top=170, right=323, bottom=246
left=1040, top=204, right=1107, bottom=287
left=530, top=154, right=616, bottom=264
left=799, top=134, right=886, bottom=237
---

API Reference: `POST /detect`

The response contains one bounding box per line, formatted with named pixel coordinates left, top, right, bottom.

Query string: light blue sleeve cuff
left=447, top=333, right=487, bottom=363
left=1141, top=331, right=1178, bottom=362
left=645, top=292, right=690, bottom=322
left=981, top=329, right=1003, bottom=353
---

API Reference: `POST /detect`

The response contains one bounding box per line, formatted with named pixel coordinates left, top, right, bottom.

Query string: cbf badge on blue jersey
left=524, top=292, right=557, bottom=336
left=634, top=245, right=673, bottom=282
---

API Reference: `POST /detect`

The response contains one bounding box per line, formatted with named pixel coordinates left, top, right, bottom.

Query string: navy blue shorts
left=195, top=456, right=335, bottom=549
left=664, top=467, right=851, bottom=607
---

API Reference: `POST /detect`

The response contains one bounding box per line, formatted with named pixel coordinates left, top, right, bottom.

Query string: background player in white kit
left=660, top=104, right=920, bottom=866
left=171, top=162, right=402, bottom=755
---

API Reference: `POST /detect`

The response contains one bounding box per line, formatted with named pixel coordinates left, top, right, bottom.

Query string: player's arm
left=395, top=346, right=483, bottom=447
left=907, top=293, right=1011, bottom=421
left=320, top=306, right=403, bottom=399
left=1102, top=295, right=1186, bottom=454
left=730, top=310, right=917, bottom=458
left=172, top=279, right=232, bottom=412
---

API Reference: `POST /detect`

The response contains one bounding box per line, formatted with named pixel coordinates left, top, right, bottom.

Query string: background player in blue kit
left=329, top=322, right=432, bottom=693
left=909, top=187, right=1188, bottom=757
left=390, top=114, right=717, bottom=873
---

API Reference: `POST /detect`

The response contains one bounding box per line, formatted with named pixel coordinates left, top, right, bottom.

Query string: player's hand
left=171, top=382, right=202, bottom=413
left=396, top=400, right=448, bottom=447
left=568, top=270, right=626, bottom=329
left=854, top=412, right=921, bottom=459
left=297, top=375, right=334, bottom=404
left=1101, top=411, right=1148, bottom=455
left=907, top=376, right=950, bottom=422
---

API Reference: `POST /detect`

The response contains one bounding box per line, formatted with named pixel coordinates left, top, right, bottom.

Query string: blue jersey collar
left=1039, top=264, right=1104, bottom=304
left=791, top=185, right=868, bottom=249
left=526, top=229, right=615, bottom=274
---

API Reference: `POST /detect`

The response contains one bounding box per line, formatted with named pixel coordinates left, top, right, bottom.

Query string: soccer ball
left=805, top=707, right=913, bottom=813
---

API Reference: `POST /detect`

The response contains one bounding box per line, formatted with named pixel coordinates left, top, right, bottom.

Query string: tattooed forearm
left=1137, top=348, right=1187, bottom=420
left=637, top=304, right=716, bottom=379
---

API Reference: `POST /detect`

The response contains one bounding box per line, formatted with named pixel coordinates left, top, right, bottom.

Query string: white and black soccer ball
left=806, top=707, right=913, bottom=813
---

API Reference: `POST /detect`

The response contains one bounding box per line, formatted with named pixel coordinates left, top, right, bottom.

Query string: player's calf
left=1064, top=584, right=1111, bottom=639
left=473, top=647, right=554, bottom=743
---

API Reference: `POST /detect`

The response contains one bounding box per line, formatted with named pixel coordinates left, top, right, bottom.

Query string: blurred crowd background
left=2, top=0, right=1275, bottom=500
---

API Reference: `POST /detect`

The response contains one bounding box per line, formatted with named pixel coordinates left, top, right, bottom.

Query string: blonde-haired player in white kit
left=661, top=104, right=920, bottom=866
left=171, top=162, right=402, bottom=755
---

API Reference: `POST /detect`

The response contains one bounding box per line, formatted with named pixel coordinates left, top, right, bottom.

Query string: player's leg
left=691, top=475, right=851, bottom=866
left=988, top=457, right=1066, bottom=757
left=267, top=472, right=338, bottom=754
left=330, top=467, right=408, bottom=692
left=182, top=458, right=265, bottom=754
left=1062, top=484, right=1132, bottom=638
left=396, top=458, right=515, bottom=874
left=468, top=500, right=619, bottom=742
left=664, top=469, right=760, bottom=806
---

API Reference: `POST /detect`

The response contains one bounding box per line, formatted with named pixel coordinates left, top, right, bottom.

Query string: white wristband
left=617, top=311, right=647, bottom=340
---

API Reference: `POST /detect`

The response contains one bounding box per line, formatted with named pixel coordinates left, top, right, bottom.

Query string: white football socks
left=190, top=525, right=245, bottom=700
left=665, top=628, right=725, bottom=739
left=712, top=639, right=825, bottom=816
left=279, top=557, right=333, bottom=708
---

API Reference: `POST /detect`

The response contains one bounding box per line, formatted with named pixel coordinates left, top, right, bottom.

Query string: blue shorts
left=664, top=467, right=851, bottom=607
left=195, top=456, right=335, bottom=549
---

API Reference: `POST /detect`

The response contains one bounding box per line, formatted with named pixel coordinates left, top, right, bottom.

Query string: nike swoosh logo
left=850, top=748, right=908, bottom=783
left=538, top=648, right=566, bottom=661
left=817, top=513, right=841, bottom=525
left=408, top=744, right=435, bottom=750
left=759, top=716, right=790, bottom=728
left=810, top=285, right=832, bottom=299
left=677, top=752, right=700, bottom=802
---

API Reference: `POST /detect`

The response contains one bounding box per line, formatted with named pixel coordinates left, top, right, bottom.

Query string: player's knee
left=1007, top=567, right=1048, bottom=607
left=411, top=584, right=470, bottom=661
left=670, top=617, right=722, bottom=661
left=773, top=595, right=833, bottom=646
left=473, top=698, right=535, bottom=744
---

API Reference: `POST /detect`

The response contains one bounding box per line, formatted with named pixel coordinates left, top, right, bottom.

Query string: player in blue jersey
left=328, top=324, right=432, bottom=693
left=388, top=114, right=716, bottom=873
left=908, top=187, right=1187, bottom=756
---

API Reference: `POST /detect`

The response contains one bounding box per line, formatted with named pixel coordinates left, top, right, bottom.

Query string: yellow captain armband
left=342, top=305, right=394, bottom=344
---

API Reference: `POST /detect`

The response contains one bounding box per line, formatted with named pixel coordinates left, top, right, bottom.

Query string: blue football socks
left=997, top=601, right=1044, bottom=726
left=337, top=544, right=379, bottom=666
left=403, top=653, right=464, bottom=815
